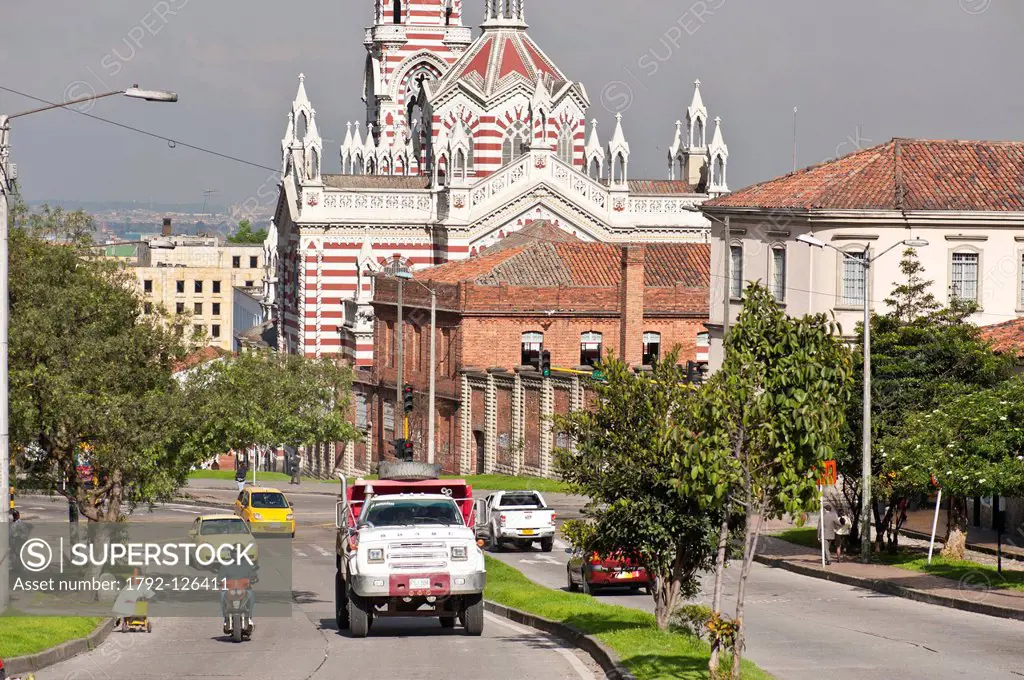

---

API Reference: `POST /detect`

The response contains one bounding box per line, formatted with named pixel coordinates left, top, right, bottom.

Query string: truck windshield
left=362, top=499, right=463, bottom=527
left=498, top=493, right=542, bottom=508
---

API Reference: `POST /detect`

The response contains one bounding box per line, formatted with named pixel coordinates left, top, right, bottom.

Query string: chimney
left=619, top=245, right=645, bottom=367
left=162, top=218, right=173, bottom=237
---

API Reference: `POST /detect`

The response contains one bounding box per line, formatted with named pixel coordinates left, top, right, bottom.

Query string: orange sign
left=817, top=460, right=837, bottom=487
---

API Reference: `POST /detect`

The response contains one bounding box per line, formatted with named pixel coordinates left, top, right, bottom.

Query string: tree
left=555, top=349, right=721, bottom=631
left=227, top=219, right=268, bottom=244
left=839, top=249, right=1012, bottom=552
left=678, top=284, right=854, bottom=678
left=189, top=350, right=360, bottom=468
left=882, top=376, right=1024, bottom=559
left=9, top=203, right=204, bottom=521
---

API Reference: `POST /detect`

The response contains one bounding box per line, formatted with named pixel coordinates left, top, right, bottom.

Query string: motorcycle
left=223, top=578, right=254, bottom=643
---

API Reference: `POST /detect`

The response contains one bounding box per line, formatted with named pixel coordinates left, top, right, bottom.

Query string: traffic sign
left=816, top=460, right=837, bottom=487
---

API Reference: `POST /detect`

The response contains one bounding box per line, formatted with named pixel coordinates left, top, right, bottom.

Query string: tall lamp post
left=0, top=85, right=177, bottom=609
left=395, top=271, right=437, bottom=465
left=795, top=234, right=928, bottom=561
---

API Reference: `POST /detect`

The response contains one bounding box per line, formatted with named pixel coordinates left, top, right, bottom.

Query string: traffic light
left=403, top=383, right=414, bottom=413
left=400, top=439, right=415, bottom=462
left=540, top=350, right=551, bottom=377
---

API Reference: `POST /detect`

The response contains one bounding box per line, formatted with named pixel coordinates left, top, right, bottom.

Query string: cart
left=119, top=599, right=152, bottom=633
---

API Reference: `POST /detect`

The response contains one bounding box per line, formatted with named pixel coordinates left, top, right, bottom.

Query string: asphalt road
left=20, top=489, right=1024, bottom=680
left=18, top=495, right=600, bottom=680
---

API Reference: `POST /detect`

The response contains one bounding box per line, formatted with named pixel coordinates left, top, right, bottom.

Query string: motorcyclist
left=218, top=545, right=259, bottom=634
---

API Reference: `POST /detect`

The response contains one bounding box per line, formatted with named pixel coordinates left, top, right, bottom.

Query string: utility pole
left=792, top=106, right=798, bottom=173
left=427, top=288, right=436, bottom=464
left=860, top=251, right=872, bottom=562
left=395, top=265, right=405, bottom=442
left=723, top=214, right=731, bottom=341
left=0, top=115, right=10, bottom=611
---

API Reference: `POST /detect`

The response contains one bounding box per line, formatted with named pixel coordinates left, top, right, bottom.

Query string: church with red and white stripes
left=265, top=0, right=731, bottom=366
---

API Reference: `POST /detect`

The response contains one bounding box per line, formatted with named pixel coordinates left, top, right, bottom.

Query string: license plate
left=410, top=578, right=430, bottom=590
left=524, top=513, right=533, bottom=519
left=615, top=571, right=638, bottom=580
left=521, top=529, right=535, bottom=536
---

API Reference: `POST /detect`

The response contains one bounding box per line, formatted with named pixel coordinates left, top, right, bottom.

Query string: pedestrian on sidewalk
left=835, top=512, right=852, bottom=561
left=235, top=460, right=248, bottom=492
left=818, top=502, right=839, bottom=565
left=289, top=451, right=302, bottom=486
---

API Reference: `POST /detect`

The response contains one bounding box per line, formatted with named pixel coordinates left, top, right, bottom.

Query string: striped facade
left=267, top=1, right=731, bottom=368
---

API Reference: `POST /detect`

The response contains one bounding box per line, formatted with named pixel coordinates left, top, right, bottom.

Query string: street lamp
left=796, top=233, right=928, bottom=561
left=0, top=84, right=177, bottom=609
left=395, top=270, right=438, bottom=466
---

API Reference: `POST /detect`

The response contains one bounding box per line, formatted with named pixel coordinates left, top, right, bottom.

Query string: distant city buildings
left=128, top=219, right=266, bottom=351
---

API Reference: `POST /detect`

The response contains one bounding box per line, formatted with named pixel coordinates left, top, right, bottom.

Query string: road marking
left=485, top=613, right=594, bottom=680
left=313, top=545, right=332, bottom=558
left=519, top=556, right=562, bottom=565
left=294, top=550, right=309, bottom=558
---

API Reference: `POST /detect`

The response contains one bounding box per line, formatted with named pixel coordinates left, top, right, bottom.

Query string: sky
left=2, top=0, right=1022, bottom=207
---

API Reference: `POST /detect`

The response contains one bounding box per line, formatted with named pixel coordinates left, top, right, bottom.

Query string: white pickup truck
left=476, top=491, right=556, bottom=552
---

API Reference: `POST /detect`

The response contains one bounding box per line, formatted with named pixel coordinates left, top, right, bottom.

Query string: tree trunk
left=708, top=511, right=731, bottom=674
left=730, top=507, right=763, bottom=679
left=652, top=571, right=681, bottom=631
left=941, top=495, right=969, bottom=560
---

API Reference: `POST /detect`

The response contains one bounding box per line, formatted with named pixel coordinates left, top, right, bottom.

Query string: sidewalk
left=755, top=534, right=1024, bottom=622
left=903, top=508, right=1024, bottom=561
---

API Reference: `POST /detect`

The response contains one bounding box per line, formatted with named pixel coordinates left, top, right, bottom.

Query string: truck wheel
left=461, top=596, right=484, bottom=636
left=540, top=537, right=554, bottom=553
left=348, top=595, right=372, bottom=638
left=488, top=533, right=502, bottom=552
left=335, top=572, right=350, bottom=630
left=376, top=461, right=442, bottom=481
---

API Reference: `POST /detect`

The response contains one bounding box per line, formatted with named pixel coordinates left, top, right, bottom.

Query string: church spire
left=484, top=0, right=526, bottom=27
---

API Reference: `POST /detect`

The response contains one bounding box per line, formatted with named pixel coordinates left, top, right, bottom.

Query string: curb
left=753, top=554, right=1024, bottom=622
left=484, top=601, right=635, bottom=680
left=900, top=528, right=1024, bottom=563
left=5, top=618, right=115, bottom=676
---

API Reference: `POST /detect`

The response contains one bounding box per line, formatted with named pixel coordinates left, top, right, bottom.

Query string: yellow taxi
left=234, top=487, right=295, bottom=537
left=188, top=514, right=259, bottom=565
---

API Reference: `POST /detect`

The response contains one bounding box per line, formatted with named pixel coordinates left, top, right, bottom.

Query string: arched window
left=580, top=332, right=603, bottom=367
left=310, top=148, right=320, bottom=178
left=713, top=155, right=725, bottom=187
left=557, top=125, right=574, bottom=165
left=393, top=0, right=402, bottom=24
left=613, top=153, right=626, bottom=184
left=589, top=158, right=601, bottom=181
left=770, top=244, right=786, bottom=302
left=502, top=120, right=529, bottom=166
left=693, top=117, right=705, bottom=147
left=353, top=153, right=364, bottom=176
left=675, top=156, right=685, bottom=181
left=297, top=111, right=308, bottom=141
left=642, top=332, right=661, bottom=366
left=521, top=331, right=543, bottom=367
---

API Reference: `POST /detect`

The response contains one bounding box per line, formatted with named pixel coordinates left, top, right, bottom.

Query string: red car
left=566, top=550, right=650, bottom=595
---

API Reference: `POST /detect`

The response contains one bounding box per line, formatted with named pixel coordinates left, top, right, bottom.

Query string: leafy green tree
left=227, top=219, right=268, bottom=244
left=882, top=377, right=1024, bottom=559
left=189, top=350, right=360, bottom=468
left=840, top=250, right=1012, bottom=551
left=555, top=349, right=721, bottom=631
left=9, top=202, right=203, bottom=521
left=679, top=284, right=854, bottom=678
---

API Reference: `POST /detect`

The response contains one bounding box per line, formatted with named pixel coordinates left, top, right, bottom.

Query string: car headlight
left=286, top=513, right=294, bottom=521
left=451, top=545, right=468, bottom=561
left=253, top=513, right=263, bottom=521
left=367, top=548, right=385, bottom=563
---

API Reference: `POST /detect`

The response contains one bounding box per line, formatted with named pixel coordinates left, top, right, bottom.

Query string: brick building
left=340, top=224, right=710, bottom=476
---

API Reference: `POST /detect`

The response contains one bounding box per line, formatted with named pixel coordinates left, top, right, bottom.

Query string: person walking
left=818, top=502, right=839, bottom=566
left=289, top=451, right=301, bottom=486
left=235, top=459, right=248, bottom=492
left=834, top=512, right=852, bottom=561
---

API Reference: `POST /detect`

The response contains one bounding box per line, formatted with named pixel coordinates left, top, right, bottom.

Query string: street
left=19, top=494, right=597, bottom=680
left=17, top=488, right=1024, bottom=680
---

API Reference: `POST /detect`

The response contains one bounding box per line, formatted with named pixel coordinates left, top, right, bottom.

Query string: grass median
left=774, top=527, right=1024, bottom=593
left=483, top=556, right=771, bottom=680
left=188, top=470, right=569, bottom=493
left=0, top=616, right=104, bottom=658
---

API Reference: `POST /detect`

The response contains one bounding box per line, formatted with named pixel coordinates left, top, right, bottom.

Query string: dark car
left=566, top=549, right=649, bottom=595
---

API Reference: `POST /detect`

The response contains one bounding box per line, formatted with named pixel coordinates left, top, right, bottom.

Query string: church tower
left=363, top=0, right=473, bottom=167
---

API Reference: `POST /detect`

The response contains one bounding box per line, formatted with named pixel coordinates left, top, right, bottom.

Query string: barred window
left=841, top=251, right=867, bottom=306
left=951, top=251, right=979, bottom=302
left=771, top=247, right=787, bottom=302
left=729, top=245, right=743, bottom=299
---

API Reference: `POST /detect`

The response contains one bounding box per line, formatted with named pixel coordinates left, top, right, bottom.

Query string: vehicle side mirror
left=564, top=548, right=572, bottom=554
left=335, top=501, right=346, bottom=530
left=188, top=530, right=197, bottom=539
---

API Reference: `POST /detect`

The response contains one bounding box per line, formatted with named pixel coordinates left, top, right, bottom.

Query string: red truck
left=335, top=475, right=488, bottom=637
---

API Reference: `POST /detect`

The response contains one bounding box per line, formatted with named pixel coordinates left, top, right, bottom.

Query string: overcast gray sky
left=2, top=0, right=1021, bottom=207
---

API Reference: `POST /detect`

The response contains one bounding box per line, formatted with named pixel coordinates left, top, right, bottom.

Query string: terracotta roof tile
left=706, top=139, right=1024, bottom=212
left=322, top=175, right=430, bottom=190
left=980, top=318, right=1024, bottom=357
left=173, top=346, right=230, bottom=373
left=627, top=179, right=699, bottom=195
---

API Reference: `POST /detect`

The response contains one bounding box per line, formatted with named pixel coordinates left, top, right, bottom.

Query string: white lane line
left=485, top=612, right=594, bottom=680
left=313, top=545, right=332, bottom=558
left=294, top=550, right=309, bottom=558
